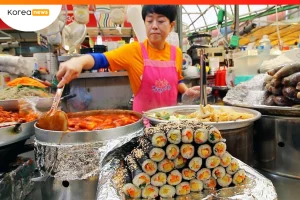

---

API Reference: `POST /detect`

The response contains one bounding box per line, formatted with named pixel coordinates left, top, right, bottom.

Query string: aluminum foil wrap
left=0, top=158, right=36, bottom=200
left=96, top=120, right=277, bottom=200
left=34, top=139, right=104, bottom=180
left=223, top=74, right=268, bottom=106
left=34, top=127, right=143, bottom=181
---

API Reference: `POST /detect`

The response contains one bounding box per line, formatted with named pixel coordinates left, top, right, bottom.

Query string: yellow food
left=151, top=104, right=254, bottom=123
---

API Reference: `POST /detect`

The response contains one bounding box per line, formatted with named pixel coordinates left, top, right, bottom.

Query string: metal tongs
left=199, top=49, right=208, bottom=106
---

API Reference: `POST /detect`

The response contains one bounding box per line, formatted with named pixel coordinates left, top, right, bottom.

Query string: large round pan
left=35, top=109, right=144, bottom=144
left=144, top=105, right=261, bottom=130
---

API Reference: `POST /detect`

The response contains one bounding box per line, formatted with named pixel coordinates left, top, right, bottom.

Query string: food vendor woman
left=57, top=5, right=208, bottom=113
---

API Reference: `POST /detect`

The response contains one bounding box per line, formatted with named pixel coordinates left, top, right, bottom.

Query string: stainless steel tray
left=224, top=101, right=300, bottom=117
left=0, top=98, right=45, bottom=147
left=144, top=105, right=261, bottom=130
left=0, top=97, right=54, bottom=112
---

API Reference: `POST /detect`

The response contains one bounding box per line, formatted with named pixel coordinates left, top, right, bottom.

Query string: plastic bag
left=69, top=85, right=92, bottom=111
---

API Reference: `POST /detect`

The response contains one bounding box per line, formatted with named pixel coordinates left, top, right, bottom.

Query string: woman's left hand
left=184, top=86, right=212, bottom=98
left=181, top=86, right=212, bottom=104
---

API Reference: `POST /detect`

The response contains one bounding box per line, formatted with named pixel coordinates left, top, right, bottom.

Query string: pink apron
left=133, top=43, right=178, bottom=113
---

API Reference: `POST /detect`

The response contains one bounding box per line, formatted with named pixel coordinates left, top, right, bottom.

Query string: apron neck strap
left=170, top=45, right=176, bottom=61
left=140, top=43, right=149, bottom=60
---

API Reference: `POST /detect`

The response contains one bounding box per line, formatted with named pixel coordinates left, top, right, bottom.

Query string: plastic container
left=215, top=67, right=226, bottom=86
left=258, top=35, right=271, bottom=54
left=209, top=57, right=219, bottom=75
left=127, top=5, right=147, bottom=42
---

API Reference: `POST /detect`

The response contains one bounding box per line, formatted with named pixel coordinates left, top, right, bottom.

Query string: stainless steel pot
left=40, top=176, right=98, bottom=200
left=35, top=109, right=144, bottom=143
left=254, top=115, right=300, bottom=179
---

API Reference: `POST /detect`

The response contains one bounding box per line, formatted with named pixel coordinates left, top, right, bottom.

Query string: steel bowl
left=144, top=105, right=261, bottom=130
left=35, top=109, right=144, bottom=144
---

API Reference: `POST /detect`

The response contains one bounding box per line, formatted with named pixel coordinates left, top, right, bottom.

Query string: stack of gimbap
left=120, top=120, right=247, bottom=199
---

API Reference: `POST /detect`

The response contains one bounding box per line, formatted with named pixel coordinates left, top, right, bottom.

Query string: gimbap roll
left=232, top=169, right=246, bottom=185
left=217, top=174, right=232, bottom=187
left=132, top=172, right=151, bottom=189
left=212, top=166, right=226, bottom=179
left=180, top=144, right=195, bottom=159
left=190, top=179, right=203, bottom=192
left=208, top=127, right=223, bottom=143
left=126, top=154, right=150, bottom=189
left=203, top=177, right=217, bottom=189
left=122, top=183, right=141, bottom=198
left=112, top=166, right=131, bottom=192
left=213, top=142, right=227, bottom=157
left=126, top=154, right=143, bottom=178
left=149, top=148, right=165, bottom=162
left=194, top=128, right=208, bottom=144
left=158, top=159, right=175, bottom=173
left=159, top=185, right=176, bottom=198
left=132, top=148, right=157, bottom=176
left=142, top=159, right=157, bottom=176
left=206, top=156, right=221, bottom=169
left=151, top=172, right=167, bottom=187
left=182, top=168, right=196, bottom=180
left=176, top=182, right=191, bottom=196
left=226, top=159, right=239, bottom=175
left=166, top=144, right=180, bottom=160
left=151, top=132, right=167, bottom=147
left=138, top=137, right=155, bottom=153
left=167, top=170, right=182, bottom=185
left=142, top=185, right=159, bottom=199
left=167, top=129, right=181, bottom=144
left=220, top=152, right=232, bottom=167
left=181, top=128, right=194, bottom=143
left=174, top=155, right=187, bottom=169
left=197, top=144, right=212, bottom=159
left=196, top=168, right=211, bottom=181
left=188, top=157, right=202, bottom=172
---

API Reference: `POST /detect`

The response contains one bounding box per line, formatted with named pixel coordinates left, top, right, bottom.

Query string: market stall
left=1, top=4, right=300, bottom=200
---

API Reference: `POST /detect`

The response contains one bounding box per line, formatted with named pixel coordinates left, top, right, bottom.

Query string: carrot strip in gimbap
left=181, top=128, right=194, bottom=143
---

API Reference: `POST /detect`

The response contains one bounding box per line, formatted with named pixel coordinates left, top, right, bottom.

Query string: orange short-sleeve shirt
left=104, top=39, right=183, bottom=95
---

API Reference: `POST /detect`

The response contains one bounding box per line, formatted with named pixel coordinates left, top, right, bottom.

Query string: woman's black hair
left=142, top=5, right=177, bottom=22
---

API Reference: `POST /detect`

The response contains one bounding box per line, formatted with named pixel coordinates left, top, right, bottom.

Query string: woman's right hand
left=56, top=57, right=85, bottom=88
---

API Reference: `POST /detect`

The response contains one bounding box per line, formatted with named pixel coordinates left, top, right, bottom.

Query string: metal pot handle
left=12, top=121, right=23, bottom=133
